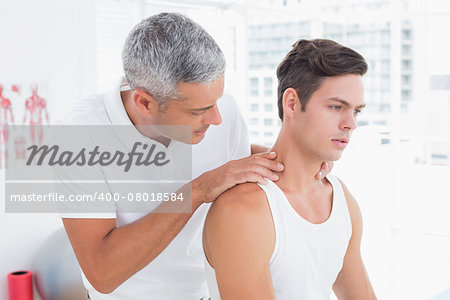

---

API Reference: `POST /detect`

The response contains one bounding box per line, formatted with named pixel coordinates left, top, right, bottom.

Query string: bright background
left=0, top=0, right=449, bottom=299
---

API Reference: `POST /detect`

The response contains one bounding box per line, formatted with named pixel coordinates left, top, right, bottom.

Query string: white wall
left=0, top=0, right=97, bottom=118
left=0, top=0, right=96, bottom=298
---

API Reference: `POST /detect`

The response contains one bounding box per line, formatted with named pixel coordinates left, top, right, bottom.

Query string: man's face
left=150, top=75, right=224, bottom=144
left=293, top=74, right=365, bottom=162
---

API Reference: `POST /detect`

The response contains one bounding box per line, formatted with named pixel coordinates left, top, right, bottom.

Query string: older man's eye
left=191, top=111, right=204, bottom=116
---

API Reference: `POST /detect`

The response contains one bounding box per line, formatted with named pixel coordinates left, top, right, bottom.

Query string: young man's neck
left=270, top=127, right=327, bottom=194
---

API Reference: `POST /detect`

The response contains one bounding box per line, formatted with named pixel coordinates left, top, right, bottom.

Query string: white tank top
left=205, top=175, right=352, bottom=300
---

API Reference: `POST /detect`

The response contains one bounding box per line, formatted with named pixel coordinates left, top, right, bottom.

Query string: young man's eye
left=191, top=111, right=204, bottom=116
left=354, top=109, right=362, bottom=116
left=330, top=105, right=341, bottom=110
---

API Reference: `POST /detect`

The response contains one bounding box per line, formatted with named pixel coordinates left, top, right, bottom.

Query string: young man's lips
left=331, top=138, right=349, bottom=148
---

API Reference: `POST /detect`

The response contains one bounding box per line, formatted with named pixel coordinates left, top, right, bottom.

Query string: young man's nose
left=340, top=112, right=357, bottom=131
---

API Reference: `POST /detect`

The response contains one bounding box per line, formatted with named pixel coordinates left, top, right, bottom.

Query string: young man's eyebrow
left=328, top=97, right=366, bottom=109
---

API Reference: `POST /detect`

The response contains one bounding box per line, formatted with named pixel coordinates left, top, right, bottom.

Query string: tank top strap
left=325, top=174, right=352, bottom=227
left=256, top=180, right=284, bottom=264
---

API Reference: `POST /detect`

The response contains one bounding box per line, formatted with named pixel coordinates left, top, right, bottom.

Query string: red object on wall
left=7, top=271, right=33, bottom=300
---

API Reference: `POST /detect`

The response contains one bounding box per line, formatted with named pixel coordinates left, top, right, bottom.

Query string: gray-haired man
left=59, top=13, right=330, bottom=300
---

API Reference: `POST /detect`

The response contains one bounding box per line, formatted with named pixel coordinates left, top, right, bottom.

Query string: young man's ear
left=282, top=88, right=301, bottom=119
left=133, top=90, right=159, bottom=116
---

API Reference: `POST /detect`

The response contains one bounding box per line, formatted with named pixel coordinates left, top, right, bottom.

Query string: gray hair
left=122, top=12, right=226, bottom=106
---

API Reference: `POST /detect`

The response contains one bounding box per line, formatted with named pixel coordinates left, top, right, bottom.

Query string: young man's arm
left=332, top=181, right=377, bottom=300
left=203, top=183, right=276, bottom=300
left=63, top=152, right=282, bottom=294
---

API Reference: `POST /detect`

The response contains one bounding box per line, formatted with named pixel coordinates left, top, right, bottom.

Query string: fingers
left=239, top=173, right=268, bottom=186
left=251, top=165, right=280, bottom=182
left=259, top=151, right=277, bottom=158
left=233, top=163, right=279, bottom=183
left=250, top=152, right=284, bottom=172
left=314, top=171, right=323, bottom=180
left=314, top=161, right=334, bottom=180
left=203, top=153, right=284, bottom=202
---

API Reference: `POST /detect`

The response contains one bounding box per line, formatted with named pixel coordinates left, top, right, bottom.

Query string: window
left=264, top=103, right=273, bottom=112
left=250, top=118, right=259, bottom=125
left=401, top=89, right=411, bottom=101
left=402, top=75, right=411, bottom=86
left=430, top=75, right=450, bottom=90
left=264, top=118, right=273, bottom=126
left=264, top=77, right=273, bottom=97
left=357, top=120, right=369, bottom=127
left=402, top=59, right=412, bottom=71
left=402, top=45, right=412, bottom=56
left=250, top=103, right=259, bottom=112
left=402, top=29, right=411, bottom=40
left=250, top=77, right=259, bottom=96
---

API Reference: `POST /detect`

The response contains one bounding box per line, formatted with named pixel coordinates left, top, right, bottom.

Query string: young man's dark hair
left=276, top=38, right=368, bottom=120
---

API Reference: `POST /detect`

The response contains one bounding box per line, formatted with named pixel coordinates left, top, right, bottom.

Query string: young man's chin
left=328, top=152, right=343, bottom=162
left=320, top=150, right=343, bottom=163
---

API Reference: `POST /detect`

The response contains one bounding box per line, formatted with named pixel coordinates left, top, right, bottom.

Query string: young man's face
left=150, top=75, right=224, bottom=144
left=293, top=74, right=365, bottom=162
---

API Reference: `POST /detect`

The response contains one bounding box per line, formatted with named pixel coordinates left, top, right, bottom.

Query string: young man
left=59, top=13, right=331, bottom=300
left=203, top=39, right=377, bottom=299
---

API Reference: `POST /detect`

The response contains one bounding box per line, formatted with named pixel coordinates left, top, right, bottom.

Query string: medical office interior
left=0, top=0, right=449, bottom=299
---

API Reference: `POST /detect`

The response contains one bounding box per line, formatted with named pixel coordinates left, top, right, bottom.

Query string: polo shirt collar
left=104, top=76, right=133, bottom=126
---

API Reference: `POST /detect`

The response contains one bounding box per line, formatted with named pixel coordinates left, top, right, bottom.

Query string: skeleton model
left=15, top=135, right=26, bottom=160
left=0, top=84, right=14, bottom=144
left=23, top=83, right=49, bottom=145
left=0, top=84, right=15, bottom=168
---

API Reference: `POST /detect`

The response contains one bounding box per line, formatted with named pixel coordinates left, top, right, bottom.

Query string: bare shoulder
left=209, top=182, right=269, bottom=216
left=205, top=182, right=271, bottom=234
left=204, top=182, right=274, bottom=266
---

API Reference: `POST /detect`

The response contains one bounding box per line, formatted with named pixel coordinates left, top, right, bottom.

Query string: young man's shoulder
left=208, top=182, right=269, bottom=219
left=204, top=182, right=275, bottom=266
left=204, top=182, right=273, bottom=245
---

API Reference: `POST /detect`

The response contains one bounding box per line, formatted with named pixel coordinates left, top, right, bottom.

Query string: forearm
left=94, top=211, right=196, bottom=291
left=333, top=260, right=377, bottom=300
left=71, top=180, right=205, bottom=293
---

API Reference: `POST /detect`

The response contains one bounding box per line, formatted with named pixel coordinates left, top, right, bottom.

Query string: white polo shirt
left=58, top=78, right=250, bottom=300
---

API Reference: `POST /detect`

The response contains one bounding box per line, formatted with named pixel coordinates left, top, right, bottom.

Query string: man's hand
left=315, top=161, right=334, bottom=180
left=197, top=152, right=283, bottom=203
left=251, top=144, right=333, bottom=181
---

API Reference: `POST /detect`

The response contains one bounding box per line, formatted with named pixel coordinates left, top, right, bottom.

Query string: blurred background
left=0, top=0, right=449, bottom=299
